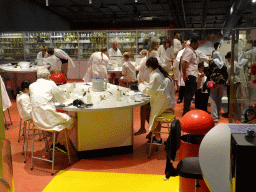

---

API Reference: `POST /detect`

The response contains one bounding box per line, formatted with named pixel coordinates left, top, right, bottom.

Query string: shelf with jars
left=0, top=32, right=24, bottom=60
left=78, top=31, right=107, bottom=59
left=51, top=31, right=79, bottom=60
left=137, top=30, right=168, bottom=53
left=0, top=29, right=169, bottom=61
left=107, top=31, right=137, bottom=57
left=23, top=32, right=52, bottom=60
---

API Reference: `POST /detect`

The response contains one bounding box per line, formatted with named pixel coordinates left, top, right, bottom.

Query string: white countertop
left=0, top=64, right=39, bottom=73
left=107, top=67, right=122, bottom=73
left=56, top=82, right=149, bottom=112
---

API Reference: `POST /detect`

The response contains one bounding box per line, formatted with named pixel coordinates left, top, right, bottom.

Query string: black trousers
left=195, top=89, right=210, bottom=112
left=227, top=85, right=230, bottom=114
left=183, top=75, right=197, bottom=115
left=178, top=86, right=185, bottom=102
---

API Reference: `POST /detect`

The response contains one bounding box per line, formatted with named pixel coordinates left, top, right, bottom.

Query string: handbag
left=206, top=80, right=214, bottom=88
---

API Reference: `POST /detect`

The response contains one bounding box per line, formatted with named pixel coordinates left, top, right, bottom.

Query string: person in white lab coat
left=83, top=47, right=110, bottom=82
left=29, top=68, right=74, bottom=150
left=137, top=49, right=150, bottom=83
left=108, top=41, right=122, bottom=84
left=16, top=80, right=32, bottom=121
left=158, top=40, right=175, bottom=72
left=174, top=40, right=190, bottom=103
left=134, top=49, right=151, bottom=136
left=43, top=48, right=61, bottom=73
left=108, top=41, right=122, bottom=57
left=0, top=76, right=11, bottom=112
left=48, top=47, right=75, bottom=77
left=37, top=46, right=48, bottom=59
left=148, top=40, right=162, bottom=64
left=138, top=57, right=176, bottom=144
left=119, top=52, right=136, bottom=86
left=173, top=34, right=182, bottom=54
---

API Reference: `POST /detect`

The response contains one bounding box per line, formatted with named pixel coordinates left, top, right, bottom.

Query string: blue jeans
left=210, top=84, right=224, bottom=121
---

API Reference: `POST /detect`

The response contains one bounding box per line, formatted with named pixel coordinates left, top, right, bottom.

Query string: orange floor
left=4, top=82, right=229, bottom=192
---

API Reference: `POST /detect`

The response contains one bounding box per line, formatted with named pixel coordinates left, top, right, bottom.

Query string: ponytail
left=146, top=57, right=170, bottom=78
left=101, top=47, right=108, bottom=61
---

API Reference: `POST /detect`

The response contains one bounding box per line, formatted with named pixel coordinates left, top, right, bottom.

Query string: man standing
left=48, top=47, right=75, bottom=77
left=108, top=41, right=122, bottom=84
left=181, top=37, right=200, bottom=115
left=108, top=41, right=122, bottom=57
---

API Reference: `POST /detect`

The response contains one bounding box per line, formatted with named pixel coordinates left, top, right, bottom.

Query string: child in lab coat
left=16, top=80, right=32, bottom=121
left=138, top=57, right=176, bottom=144
left=119, top=52, right=136, bottom=87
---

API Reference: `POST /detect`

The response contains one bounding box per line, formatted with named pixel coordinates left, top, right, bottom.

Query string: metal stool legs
left=3, top=109, right=12, bottom=130
left=148, top=118, right=173, bottom=158
left=18, top=119, right=24, bottom=142
left=31, top=128, right=71, bottom=175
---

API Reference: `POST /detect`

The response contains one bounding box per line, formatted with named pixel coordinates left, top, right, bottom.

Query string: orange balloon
left=50, top=72, right=67, bottom=85
left=180, top=110, right=214, bottom=134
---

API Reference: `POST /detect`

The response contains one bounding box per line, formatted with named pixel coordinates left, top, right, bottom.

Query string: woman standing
left=83, top=47, right=110, bottom=81
left=148, top=40, right=162, bottom=64
left=138, top=57, right=176, bottom=144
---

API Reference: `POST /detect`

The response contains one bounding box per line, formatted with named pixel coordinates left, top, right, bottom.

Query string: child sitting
left=16, top=80, right=32, bottom=120
left=119, top=52, right=136, bottom=87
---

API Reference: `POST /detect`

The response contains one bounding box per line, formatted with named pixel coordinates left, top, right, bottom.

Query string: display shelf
left=0, top=29, right=169, bottom=61
left=0, top=32, right=24, bottom=60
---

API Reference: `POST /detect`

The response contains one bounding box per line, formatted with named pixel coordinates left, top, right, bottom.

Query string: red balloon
left=180, top=110, right=215, bottom=134
left=50, top=72, right=67, bottom=85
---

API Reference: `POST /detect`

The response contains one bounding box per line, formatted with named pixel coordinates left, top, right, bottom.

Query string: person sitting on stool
left=29, top=68, right=74, bottom=153
left=17, top=80, right=32, bottom=120
left=119, top=52, right=136, bottom=87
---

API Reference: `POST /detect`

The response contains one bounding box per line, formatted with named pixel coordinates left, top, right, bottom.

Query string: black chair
left=164, top=119, right=204, bottom=192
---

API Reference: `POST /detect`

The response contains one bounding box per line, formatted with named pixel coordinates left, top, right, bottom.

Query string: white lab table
left=0, top=64, right=39, bottom=96
left=57, top=82, right=149, bottom=157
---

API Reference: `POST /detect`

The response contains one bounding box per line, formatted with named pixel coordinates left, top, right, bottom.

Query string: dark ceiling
left=26, top=0, right=256, bottom=29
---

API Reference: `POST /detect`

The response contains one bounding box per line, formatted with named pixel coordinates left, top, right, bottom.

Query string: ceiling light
left=135, top=0, right=138, bottom=2
left=252, top=0, right=256, bottom=3
left=89, top=0, right=92, bottom=4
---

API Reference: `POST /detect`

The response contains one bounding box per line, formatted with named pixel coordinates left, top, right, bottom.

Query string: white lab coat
left=83, top=52, right=109, bottom=81
left=54, top=49, right=75, bottom=69
left=108, top=48, right=122, bottom=57
left=137, top=56, right=150, bottom=83
left=120, top=61, right=136, bottom=82
left=29, top=79, right=73, bottom=131
left=43, top=55, right=62, bottom=73
left=158, top=45, right=175, bottom=72
left=16, top=91, right=32, bottom=120
left=174, top=49, right=185, bottom=86
left=147, top=50, right=162, bottom=66
left=173, top=38, right=182, bottom=54
left=138, top=68, right=176, bottom=131
left=0, top=76, right=11, bottom=111
left=37, top=51, right=48, bottom=59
